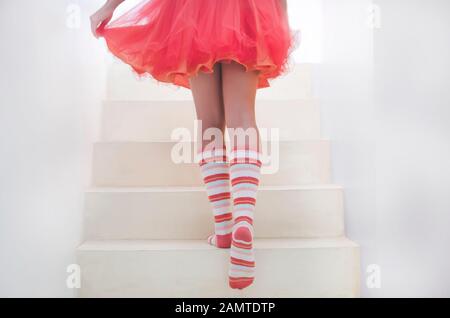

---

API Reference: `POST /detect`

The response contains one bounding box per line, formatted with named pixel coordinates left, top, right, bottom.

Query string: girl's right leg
left=190, top=64, right=233, bottom=248
left=221, top=61, right=261, bottom=290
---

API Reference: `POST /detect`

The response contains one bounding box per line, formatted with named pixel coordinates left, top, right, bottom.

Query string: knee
left=225, top=110, right=257, bottom=130
left=199, top=117, right=226, bottom=132
left=226, top=117, right=260, bottom=150
left=197, top=116, right=226, bottom=148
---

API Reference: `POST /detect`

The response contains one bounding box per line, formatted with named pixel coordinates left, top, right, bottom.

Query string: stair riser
left=92, top=141, right=331, bottom=187
left=101, top=100, right=321, bottom=142
left=77, top=244, right=360, bottom=298
left=83, top=187, right=345, bottom=240
left=106, top=63, right=314, bottom=101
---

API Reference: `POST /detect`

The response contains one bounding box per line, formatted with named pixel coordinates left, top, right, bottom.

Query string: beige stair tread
left=77, top=237, right=360, bottom=297
left=92, top=139, right=332, bottom=186
left=86, top=184, right=343, bottom=193
left=78, top=237, right=358, bottom=251
left=100, top=99, right=321, bottom=141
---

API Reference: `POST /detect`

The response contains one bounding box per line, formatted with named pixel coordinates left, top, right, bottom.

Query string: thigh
left=221, top=61, right=260, bottom=148
left=189, top=63, right=225, bottom=129
left=190, top=63, right=225, bottom=149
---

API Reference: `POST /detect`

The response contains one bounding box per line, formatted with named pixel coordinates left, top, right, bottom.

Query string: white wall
left=313, top=0, right=376, bottom=297
left=317, top=0, right=450, bottom=297
left=2, top=0, right=449, bottom=298
left=0, top=0, right=106, bottom=297
left=372, top=0, right=450, bottom=297
left=287, top=0, right=323, bottom=64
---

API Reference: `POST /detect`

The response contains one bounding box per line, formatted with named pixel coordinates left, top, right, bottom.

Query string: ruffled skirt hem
left=100, top=0, right=296, bottom=89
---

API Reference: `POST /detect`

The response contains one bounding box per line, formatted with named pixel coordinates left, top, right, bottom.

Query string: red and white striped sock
left=228, top=148, right=262, bottom=289
left=199, top=148, right=233, bottom=249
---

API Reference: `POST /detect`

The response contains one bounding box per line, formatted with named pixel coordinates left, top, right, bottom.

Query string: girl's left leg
left=190, top=64, right=233, bottom=249
left=221, top=61, right=262, bottom=290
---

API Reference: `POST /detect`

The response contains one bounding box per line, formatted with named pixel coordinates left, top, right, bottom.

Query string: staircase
left=77, top=62, right=361, bottom=298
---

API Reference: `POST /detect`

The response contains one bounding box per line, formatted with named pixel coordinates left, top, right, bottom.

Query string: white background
left=0, top=0, right=449, bottom=297
left=0, top=0, right=106, bottom=297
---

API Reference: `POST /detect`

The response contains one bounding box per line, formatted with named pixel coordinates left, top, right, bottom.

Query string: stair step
left=92, top=140, right=331, bottom=187
left=83, top=185, right=345, bottom=240
left=106, top=62, right=314, bottom=101
left=77, top=238, right=360, bottom=298
left=100, top=100, right=321, bottom=142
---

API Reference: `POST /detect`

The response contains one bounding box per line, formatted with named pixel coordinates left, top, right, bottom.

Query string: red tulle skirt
left=99, top=0, right=293, bottom=89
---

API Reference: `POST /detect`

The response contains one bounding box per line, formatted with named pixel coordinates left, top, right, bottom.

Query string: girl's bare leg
left=221, top=62, right=260, bottom=150
left=190, top=64, right=233, bottom=248
left=221, top=61, right=261, bottom=290
left=190, top=64, right=226, bottom=150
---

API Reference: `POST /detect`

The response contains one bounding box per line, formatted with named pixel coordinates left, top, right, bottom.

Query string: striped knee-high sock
left=228, top=148, right=262, bottom=289
left=199, top=148, right=233, bottom=248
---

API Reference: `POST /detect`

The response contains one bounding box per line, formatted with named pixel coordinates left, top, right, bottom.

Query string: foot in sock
left=228, top=148, right=261, bottom=289
left=207, top=234, right=231, bottom=249
left=229, top=225, right=255, bottom=289
left=199, top=147, right=233, bottom=249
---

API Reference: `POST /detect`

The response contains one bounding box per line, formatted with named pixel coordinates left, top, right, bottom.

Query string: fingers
left=90, top=15, right=112, bottom=39
left=98, top=17, right=112, bottom=35
left=90, top=14, right=100, bottom=38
